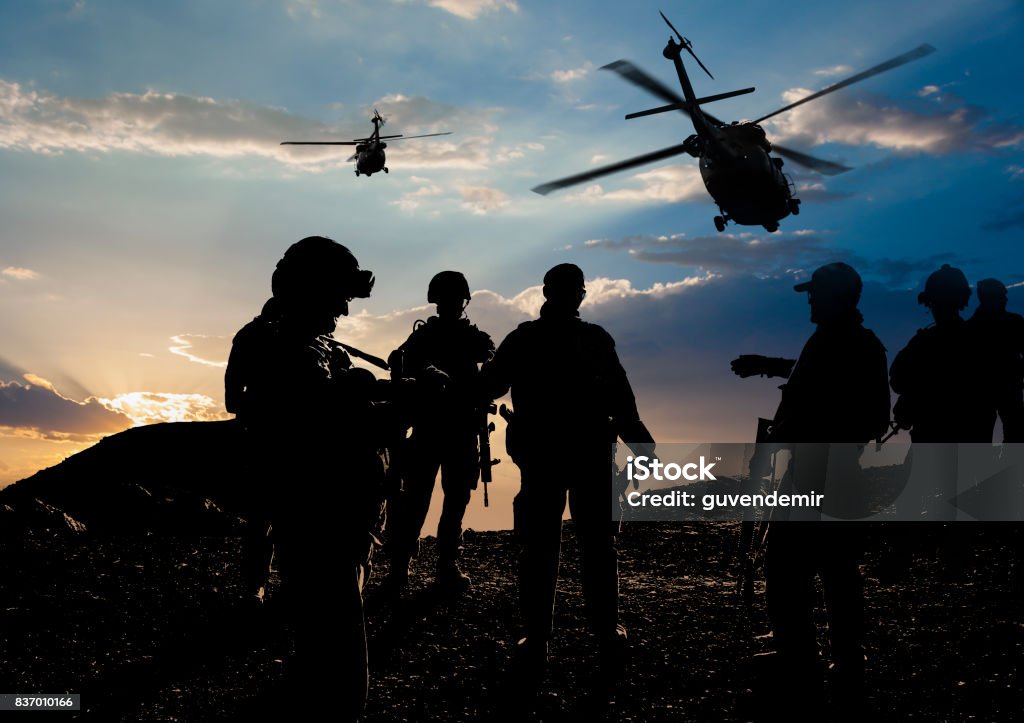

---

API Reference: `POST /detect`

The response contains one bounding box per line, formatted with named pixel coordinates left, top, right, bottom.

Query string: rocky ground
left=1, top=520, right=1021, bottom=721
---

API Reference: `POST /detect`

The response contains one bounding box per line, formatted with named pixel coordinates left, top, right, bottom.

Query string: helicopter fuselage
left=694, top=124, right=794, bottom=230
left=355, top=143, right=387, bottom=176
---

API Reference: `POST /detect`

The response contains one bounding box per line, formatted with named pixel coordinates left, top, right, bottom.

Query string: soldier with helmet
left=383, top=270, right=494, bottom=591
left=225, top=236, right=383, bottom=720
left=890, top=264, right=995, bottom=442
left=966, top=277, right=1024, bottom=442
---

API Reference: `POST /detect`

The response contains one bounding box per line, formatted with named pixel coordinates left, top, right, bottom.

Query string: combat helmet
left=918, top=264, right=970, bottom=310
left=272, top=236, right=374, bottom=303
left=427, top=270, right=471, bottom=304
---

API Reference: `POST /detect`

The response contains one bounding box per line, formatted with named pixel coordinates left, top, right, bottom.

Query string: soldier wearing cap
left=733, top=261, right=889, bottom=715
left=226, top=236, right=381, bottom=720
left=966, top=278, right=1024, bottom=442
left=480, top=263, right=655, bottom=690
left=384, top=270, right=494, bottom=591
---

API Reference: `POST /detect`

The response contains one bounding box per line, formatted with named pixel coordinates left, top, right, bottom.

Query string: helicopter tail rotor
left=659, top=10, right=714, bottom=80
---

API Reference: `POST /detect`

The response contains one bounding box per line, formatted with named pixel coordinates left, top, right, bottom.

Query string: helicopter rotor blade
left=346, top=153, right=359, bottom=162
left=772, top=144, right=852, bottom=176
left=659, top=10, right=714, bottom=79
left=281, top=141, right=358, bottom=145
left=751, top=43, right=936, bottom=125
left=602, top=60, right=686, bottom=108
left=624, top=88, right=754, bottom=120
left=684, top=46, right=714, bottom=81
left=532, top=143, right=690, bottom=195
left=388, top=132, right=453, bottom=141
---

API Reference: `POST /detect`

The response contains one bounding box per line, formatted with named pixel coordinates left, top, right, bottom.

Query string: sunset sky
left=1, top=1, right=1022, bottom=528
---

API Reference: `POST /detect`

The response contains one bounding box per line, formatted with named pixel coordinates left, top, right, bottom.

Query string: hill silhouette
left=0, top=421, right=248, bottom=535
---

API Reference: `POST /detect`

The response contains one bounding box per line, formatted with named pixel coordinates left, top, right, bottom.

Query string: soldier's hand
left=730, top=355, right=795, bottom=379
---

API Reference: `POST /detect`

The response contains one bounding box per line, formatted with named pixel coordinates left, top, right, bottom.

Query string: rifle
left=328, top=339, right=391, bottom=372
left=478, top=403, right=500, bottom=507
left=738, top=417, right=785, bottom=607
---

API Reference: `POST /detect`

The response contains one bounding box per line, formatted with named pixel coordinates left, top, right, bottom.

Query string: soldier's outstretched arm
left=730, top=355, right=796, bottom=379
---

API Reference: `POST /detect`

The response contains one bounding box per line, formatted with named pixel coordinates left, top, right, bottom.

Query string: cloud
left=2, top=266, right=39, bottom=280
left=0, top=356, right=25, bottom=383
left=814, top=65, right=854, bottom=77
left=551, top=62, right=595, bottom=83
left=458, top=184, right=510, bottom=214
left=982, top=200, right=1024, bottom=232
left=793, top=179, right=852, bottom=203
left=494, top=141, right=543, bottom=163
left=0, top=81, right=501, bottom=171
left=917, top=84, right=941, bottom=97
left=425, top=0, right=519, bottom=19
left=333, top=272, right=932, bottom=444
left=168, top=334, right=230, bottom=368
left=0, top=376, right=133, bottom=442
left=96, top=392, right=229, bottom=425
left=392, top=181, right=444, bottom=211
left=582, top=229, right=973, bottom=288
left=557, top=164, right=707, bottom=205
left=767, top=87, right=1024, bottom=155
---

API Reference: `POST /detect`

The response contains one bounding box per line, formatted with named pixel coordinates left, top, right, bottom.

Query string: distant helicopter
left=281, top=109, right=452, bottom=177
left=533, top=13, right=934, bottom=232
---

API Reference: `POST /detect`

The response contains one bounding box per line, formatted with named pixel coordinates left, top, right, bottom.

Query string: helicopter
left=281, top=109, right=452, bottom=177
left=533, top=13, right=935, bottom=233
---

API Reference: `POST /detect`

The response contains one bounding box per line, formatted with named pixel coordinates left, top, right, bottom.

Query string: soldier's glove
left=730, top=355, right=796, bottom=379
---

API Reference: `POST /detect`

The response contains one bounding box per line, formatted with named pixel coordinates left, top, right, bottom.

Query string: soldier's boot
left=379, top=554, right=411, bottom=596
left=597, top=625, right=629, bottom=687
left=514, top=636, right=549, bottom=690
left=436, top=559, right=471, bottom=592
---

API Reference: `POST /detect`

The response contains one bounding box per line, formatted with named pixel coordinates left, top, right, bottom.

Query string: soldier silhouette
left=226, top=236, right=383, bottom=720
left=966, top=278, right=1024, bottom=443
left=226, top=296, right=282, bottom=605
left=891, top=264, right=996, bottom=444
left=383, top=271, right=494, bottom=592
left=732, top=262, right=890, bottom=716
left=480, top=263, right=654, bottom=690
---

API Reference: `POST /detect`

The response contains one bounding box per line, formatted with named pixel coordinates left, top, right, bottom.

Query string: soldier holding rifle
left=226, top=236, right=389, bottom=720
left=731, top=262, right=889, bottom=717
left=384, top=271, right=495, bottom=592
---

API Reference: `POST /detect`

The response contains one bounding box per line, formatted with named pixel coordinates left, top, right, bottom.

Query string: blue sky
left=0, top=0, right=1022, bottom=494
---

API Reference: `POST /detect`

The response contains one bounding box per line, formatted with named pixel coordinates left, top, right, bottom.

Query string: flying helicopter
left=281, top=109, right=452, bottom=177
left=533, top=13, right=935, bottom=233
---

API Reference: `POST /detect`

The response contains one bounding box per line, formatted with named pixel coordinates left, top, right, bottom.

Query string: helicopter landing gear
left=788, top=198, right=801, bottom=216
left=355, top=170, right=360, bottom=176
left=384, top=167, right=389, bottom=174
left=763, top=221, right=779, bottom=233
left=714, top=216, right=726, bottom=233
